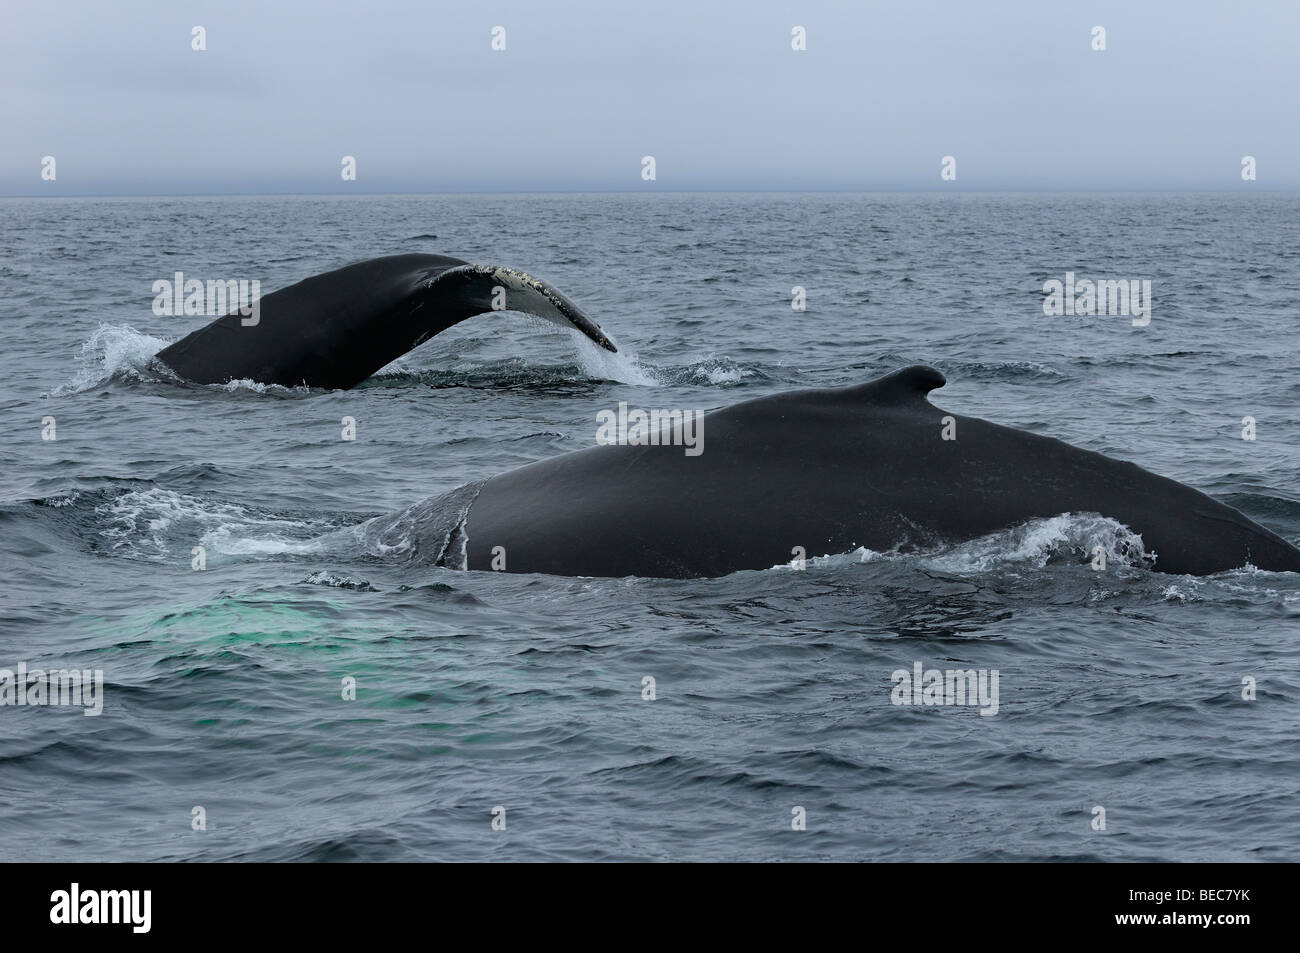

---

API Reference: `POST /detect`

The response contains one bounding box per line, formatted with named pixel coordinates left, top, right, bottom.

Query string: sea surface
left=2, top=193, right=1299, bottom=861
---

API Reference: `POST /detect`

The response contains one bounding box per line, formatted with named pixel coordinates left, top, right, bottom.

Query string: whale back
left=463, top=366, right=1300, bottom=577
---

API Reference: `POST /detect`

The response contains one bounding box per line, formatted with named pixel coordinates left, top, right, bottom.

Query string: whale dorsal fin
left=846, top=365, right=946, bottom=404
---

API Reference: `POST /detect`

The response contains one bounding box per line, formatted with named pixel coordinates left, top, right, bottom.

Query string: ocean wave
left=937, top=359, right=1065, bottom=381
left=56, top=322, right=771, bottom=395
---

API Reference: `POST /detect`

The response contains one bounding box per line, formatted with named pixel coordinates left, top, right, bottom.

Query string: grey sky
left=3, top=0, right=1297, bottom=194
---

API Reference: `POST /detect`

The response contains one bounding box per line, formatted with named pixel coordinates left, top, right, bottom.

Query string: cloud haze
left=3, top=0, right=1297, bottom=194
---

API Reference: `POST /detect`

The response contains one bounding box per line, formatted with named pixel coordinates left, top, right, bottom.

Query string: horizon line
left=2, top=187, right=1293, bottom=199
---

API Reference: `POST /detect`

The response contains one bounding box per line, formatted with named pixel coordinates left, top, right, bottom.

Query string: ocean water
left=2, top=193, right=1299, bottom=862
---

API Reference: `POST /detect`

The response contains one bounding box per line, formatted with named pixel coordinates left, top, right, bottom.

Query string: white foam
left=767, top=514, right=1151, bottom=576
left=771, top=546, right=893, bottom=572
left=301, top=570, right=375, bottom=591
left=1160, top=582, right=1202, bottom=602
left=54, top=324, right=172, bottom=394
left=95, top=487, right=323, bottom=561
left=200, top=525, right=321, bottom=556
left=40, top=493, right=80, bottom=508
left=218, top=378, right=309, bottom=395
left=688, top=357, right=753, bottom=385
left=922, top=513, right=1150, bottom=574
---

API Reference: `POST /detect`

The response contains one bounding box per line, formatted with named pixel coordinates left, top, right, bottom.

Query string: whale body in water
left=430, top=365, right=1300, bottom=578
left=149, top=257, right=1298, bottom=578
left=155, top=254, right=615, bottom=389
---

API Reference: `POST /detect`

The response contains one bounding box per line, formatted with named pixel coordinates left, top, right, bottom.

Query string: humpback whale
left=453, top=366, right=1300, bottom=578
left=155, top=254, right=615, bottom=389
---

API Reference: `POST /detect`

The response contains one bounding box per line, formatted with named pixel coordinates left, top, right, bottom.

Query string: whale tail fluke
left=155, top=254, right=615, bottom=390
left=433, top=263, right=616, bottom=354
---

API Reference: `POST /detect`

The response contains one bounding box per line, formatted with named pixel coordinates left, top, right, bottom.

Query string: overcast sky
left=3, top=0, right=1297, bottom=194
